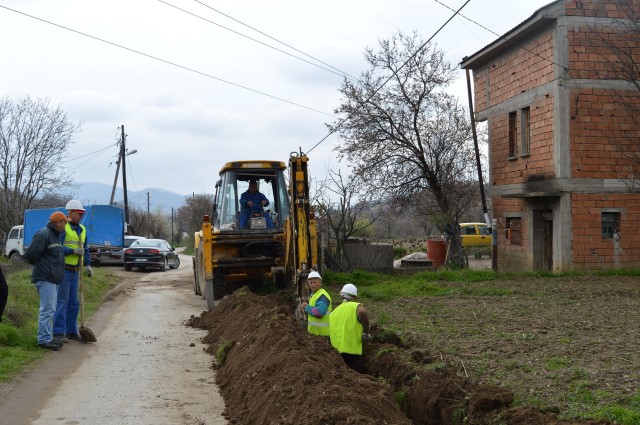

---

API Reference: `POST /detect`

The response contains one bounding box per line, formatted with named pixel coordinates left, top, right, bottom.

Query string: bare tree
left=0, top=96, right=80, bottom=234
left=329, top=32, right=476, bottom=267
left=176, top=194, right=214, bottom=249
left=314, top=168, right=383, bottom=271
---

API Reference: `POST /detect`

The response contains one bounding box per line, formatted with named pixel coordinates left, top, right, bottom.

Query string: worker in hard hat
left=53, top=200, right=93, bottom=343
left=299, top=271, right=332, bottom=336
left=329, top=283, right=371, bottom=373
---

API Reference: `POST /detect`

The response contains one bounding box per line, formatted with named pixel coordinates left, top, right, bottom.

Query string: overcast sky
left=1, top=0, right=551, bottom=197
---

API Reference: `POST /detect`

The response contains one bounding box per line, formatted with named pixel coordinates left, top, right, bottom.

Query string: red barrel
left=426, top=237, right=446, bottom=268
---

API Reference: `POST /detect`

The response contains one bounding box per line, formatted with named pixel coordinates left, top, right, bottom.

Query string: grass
left=323, top=268, right=640, bottom=425
left=0, top=266, right=118, bottom=381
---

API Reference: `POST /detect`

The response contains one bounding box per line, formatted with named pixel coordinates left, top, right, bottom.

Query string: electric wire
left=307, top=0, right=472, bottom=154
left=190, top=0, right=361, bottom=82
left=0, top=4, right=336, bottom=118
left=158, top=0, right=359, bottom=83
left=60, top=142, right=116, bottom=164
left=432, top=0, right=569, bottom=72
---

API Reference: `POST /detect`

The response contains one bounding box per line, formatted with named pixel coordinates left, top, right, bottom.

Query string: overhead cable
left=158, top=0, right=359, bottom=83
left=307, top=0, right=472, bottom=154
left=0, top=4, right=336, bottom=118
left=190, top=0, right=361, bottom=82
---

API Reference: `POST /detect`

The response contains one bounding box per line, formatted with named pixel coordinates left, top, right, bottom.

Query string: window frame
left=520, top=106, right=530, bottom=156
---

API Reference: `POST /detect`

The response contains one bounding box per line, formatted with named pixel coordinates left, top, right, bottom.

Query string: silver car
left=90, top=235, right=146, bottom=266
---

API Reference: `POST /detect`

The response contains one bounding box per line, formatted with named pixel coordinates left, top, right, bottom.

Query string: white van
left=4, top=225, right=24, bottom=261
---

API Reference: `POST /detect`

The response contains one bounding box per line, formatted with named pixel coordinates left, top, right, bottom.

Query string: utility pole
left=109, top=154, right=121, bottom=206
left=121, top=125, right=130, bottom=231
left=171, top=207, right=174, bottom=245
left=147, top=191, right=150, bottom=238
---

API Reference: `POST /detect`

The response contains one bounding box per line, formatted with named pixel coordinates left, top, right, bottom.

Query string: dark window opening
left=521, top=106, right=530, bottom=155
left=508, top=111, right=517, bottom=158
left=601, top=212, right=620, bottom=239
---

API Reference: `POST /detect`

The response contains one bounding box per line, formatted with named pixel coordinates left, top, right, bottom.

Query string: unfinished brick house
left=461, top=0, right=640, bottom=272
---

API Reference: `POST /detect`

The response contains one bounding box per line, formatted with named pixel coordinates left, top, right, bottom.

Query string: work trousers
left=53, top=269, right=80, bottom=336
left=35, top=281, right=58, bottom=344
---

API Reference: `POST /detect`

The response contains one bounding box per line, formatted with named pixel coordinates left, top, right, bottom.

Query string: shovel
left=78, top=254, right=97, bottom=343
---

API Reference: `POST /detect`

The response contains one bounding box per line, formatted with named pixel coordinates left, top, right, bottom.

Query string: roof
left=219, top=160, right=286, bottom=174
left=460, top=0, right=563, bottom=70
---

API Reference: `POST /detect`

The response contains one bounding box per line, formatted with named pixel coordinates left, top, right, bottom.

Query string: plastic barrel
left=426, top=237, right=446, bottom=268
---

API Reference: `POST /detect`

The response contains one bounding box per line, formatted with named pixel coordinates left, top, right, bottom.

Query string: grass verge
left=0, top=267, right=118, bottom=381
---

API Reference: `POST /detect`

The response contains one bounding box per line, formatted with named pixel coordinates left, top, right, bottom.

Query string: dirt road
left=0, top=252, right=226, bottom=425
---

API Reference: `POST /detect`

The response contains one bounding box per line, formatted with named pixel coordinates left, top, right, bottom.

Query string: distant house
left=461, top=0, right=640, bottom=272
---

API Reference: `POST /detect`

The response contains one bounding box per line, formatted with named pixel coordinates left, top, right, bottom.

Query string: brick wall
left=565, top=1, right=640, bottom=19
left=490, top=94, right=555, bottom=186
left=473, top=28, right=555, bottom=112
left=492, top=197, right=531, bottom=272
left=571, top=192, right=640, bottom=269
left=570, top=88, right=640, bottom=179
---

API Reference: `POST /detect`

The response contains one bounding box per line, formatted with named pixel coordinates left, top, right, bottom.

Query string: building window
left=521, top=106, right=530, bottom=156
left=508, top=111, right=517, bottom=158
left=601, top=212, right=620, bottom=239
left=505, top=217, right=522, bottom=246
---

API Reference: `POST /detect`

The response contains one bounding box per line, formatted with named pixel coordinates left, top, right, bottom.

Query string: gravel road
left=0, top=252, right=226, bottom=425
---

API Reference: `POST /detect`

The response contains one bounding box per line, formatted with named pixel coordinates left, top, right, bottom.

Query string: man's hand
left=84, top=266, right=93, bottom=277
left=261, top=200, right=267, bottom=206
left=73, top=248, right=84, bottom=256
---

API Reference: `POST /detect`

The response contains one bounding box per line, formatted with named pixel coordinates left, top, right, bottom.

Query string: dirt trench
left=190, top=288, right=610, bottom=425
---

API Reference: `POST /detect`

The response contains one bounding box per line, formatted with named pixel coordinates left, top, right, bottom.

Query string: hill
left=72, top=182, right=187, bottom=213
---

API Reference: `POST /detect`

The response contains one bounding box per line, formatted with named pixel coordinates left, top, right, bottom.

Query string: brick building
left=461, top=0, right=640, bottom=272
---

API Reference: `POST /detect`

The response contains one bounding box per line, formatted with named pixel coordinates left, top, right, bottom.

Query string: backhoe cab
left=193, top=154, right=318, bottom=309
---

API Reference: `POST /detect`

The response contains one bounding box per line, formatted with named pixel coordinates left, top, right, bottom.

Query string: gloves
left=73, top=248, right=84, bottom=256
left=361, top=333, right=372, bottom=342
left=84, top=266, right=93, bottom=277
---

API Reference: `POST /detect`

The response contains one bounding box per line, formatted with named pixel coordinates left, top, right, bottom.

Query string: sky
left=0, top=0, right=552, bottom=198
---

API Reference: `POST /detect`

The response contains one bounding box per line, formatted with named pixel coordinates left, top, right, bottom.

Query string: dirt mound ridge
left=190, top=288, right=610, bottom=425
left=190, top=287, right=411, bottom=425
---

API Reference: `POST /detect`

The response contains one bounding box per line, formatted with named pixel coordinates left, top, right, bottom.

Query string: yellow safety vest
left=63, top=223, right=86, bottom=266
left=329, top=301, right=363, bottom=355
left=307, top=288, right=332, bottom=336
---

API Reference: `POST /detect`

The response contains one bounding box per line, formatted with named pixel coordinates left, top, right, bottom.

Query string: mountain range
left=72, top=182, right=188, bottom=213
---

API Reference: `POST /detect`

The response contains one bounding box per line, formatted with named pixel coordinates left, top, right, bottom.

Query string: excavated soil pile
left=190, top=288, right=609, bottom=425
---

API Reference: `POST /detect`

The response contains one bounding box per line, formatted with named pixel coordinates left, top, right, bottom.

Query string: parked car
left=92, top=235, right=146, bottom=266
left=124, top=238, right=180, bottom=271
left=460, top=223, right=492, bottom=248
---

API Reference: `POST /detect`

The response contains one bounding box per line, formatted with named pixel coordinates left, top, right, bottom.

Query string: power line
left=158, top=0, right=359, bottom=83
left=307, top=0, right=473, bottom=154
left=190, top=0, right=361, bottom=82
left=61, top=142, right=116, bottom=163
left=0, top=4, right=336, bottom=118
left=432, top=0, right=569, bottom=72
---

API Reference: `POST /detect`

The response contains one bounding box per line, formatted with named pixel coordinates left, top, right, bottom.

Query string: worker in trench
left=329, top=283, right=371, bottom=373
left=299, top=271, right=332, bottom=337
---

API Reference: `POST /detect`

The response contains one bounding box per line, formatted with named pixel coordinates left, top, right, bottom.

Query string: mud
left=191, top=288, right=611, bottom=425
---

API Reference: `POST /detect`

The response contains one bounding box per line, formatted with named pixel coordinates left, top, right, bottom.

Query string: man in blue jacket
left=25, top=211, right=70, bottom=351
left=239, top=180, right=274, bottom=229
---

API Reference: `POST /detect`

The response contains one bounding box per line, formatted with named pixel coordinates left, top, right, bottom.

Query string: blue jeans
left=53, top=269, right=79, bottom=336
left=35, top=281, right=58, bottom=344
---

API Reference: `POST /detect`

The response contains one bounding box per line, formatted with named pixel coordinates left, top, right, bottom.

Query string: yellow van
left=460, top=223, right=492, bottom=248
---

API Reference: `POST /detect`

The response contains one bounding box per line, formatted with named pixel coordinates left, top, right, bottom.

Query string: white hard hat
left=307, top=271, right=322, bottom=280
left=66, top=200, right=85, bottom=211
left=340, top=283, right=358, bottom=297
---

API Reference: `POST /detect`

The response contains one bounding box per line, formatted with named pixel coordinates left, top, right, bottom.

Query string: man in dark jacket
left=25, top=211, right=70, bottom=351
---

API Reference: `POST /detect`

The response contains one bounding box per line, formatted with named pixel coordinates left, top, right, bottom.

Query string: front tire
left=171, top=256, right=180, bottom=269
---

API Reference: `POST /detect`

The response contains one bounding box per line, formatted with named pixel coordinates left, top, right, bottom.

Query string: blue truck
left=6, top=205, right=125, bottom=266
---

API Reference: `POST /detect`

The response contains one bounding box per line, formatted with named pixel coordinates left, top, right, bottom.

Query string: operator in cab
left=239, top=180, right=275, bottom=229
